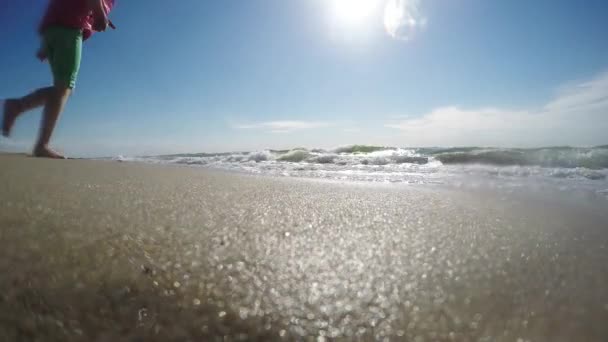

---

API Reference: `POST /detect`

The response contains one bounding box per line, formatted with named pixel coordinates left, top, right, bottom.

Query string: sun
left=331, top=0, right=380, bottom=26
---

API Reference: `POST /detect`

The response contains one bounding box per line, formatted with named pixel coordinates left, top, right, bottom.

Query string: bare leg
left=33, top=85, right=71, bottom=159
left=2, top=87, right=54, bottom=137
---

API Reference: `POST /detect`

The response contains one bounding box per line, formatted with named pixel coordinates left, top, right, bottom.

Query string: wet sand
left=0, top=154, right=607, bottom=341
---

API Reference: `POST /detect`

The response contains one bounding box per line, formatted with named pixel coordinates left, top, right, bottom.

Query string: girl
left=2, top=0, right=114, bottom=158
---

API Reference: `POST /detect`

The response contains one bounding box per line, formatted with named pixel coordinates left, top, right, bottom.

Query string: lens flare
left=384, top=0, right=427, bottom=40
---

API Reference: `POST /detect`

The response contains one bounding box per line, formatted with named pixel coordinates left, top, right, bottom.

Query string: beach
left=0, top=154, right=607, bottom=341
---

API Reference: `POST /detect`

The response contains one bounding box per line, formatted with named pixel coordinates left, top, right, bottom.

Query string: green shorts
left=43, top=26, right=83, bottom=89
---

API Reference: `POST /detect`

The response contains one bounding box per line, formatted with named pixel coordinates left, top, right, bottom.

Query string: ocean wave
left=277, top=149, right=310, bottom=162
left=116, top=146, right=608, bottom=169
left=310, top=154, right=338, bottom=164
left=247, top=151, right=272, bottom=162
left=333, top=145, right=395, bottom=154
left=110, top=146, right=608, bottom=188
left=435, top=147, right=608, bottom=169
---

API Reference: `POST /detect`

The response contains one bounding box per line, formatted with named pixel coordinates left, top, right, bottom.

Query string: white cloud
left=543, top=74, right=608, bottom=113
left=386, top=71, right=608, bottom=147
left=384, top=0, right=427, bottom=41
left=233, top=120, right=331, bottom=132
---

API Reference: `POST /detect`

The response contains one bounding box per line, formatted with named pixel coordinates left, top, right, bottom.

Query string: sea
left=111, top=145, right=608, bottom=202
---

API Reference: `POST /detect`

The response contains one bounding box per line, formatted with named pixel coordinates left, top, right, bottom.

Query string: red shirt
left=39, top=0, right=114, bottom=40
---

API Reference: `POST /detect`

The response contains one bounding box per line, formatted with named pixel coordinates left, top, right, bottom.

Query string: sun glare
left=332, top=0, right=380, bottom=26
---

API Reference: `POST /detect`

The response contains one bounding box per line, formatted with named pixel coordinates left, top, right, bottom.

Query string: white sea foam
left=109, top=145, right=608, bottom=197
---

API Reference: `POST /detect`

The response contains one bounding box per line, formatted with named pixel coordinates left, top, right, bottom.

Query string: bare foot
left=2, top=99, right=22, bottom=137
left=33, top=145, right=66, bottom=159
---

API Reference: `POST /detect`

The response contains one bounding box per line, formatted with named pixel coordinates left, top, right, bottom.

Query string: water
left=111, top=145, right=608, bottom=199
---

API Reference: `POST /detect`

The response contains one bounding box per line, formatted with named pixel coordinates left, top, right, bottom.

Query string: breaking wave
left=131, top=145, right=608, bottom=169
left=111, top=145, right=608, bottom=188
left=433, top=146, right=608, bottom=169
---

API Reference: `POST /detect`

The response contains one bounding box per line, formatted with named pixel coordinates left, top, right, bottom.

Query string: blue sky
left=1, top=0, right=607, bottom=157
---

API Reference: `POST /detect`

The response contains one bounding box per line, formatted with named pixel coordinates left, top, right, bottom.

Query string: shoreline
left=1, top=154, right=607, bottom=341
left=113, top=155, right=608, bottom=212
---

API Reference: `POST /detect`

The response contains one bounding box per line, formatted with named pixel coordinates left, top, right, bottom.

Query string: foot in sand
left=33, top=145, right=66, bottom=159
left=2, top=99, right=22, bottom=137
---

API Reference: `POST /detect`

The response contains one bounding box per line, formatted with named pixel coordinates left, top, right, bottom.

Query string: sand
left=0, top=154, right=607, bottom=341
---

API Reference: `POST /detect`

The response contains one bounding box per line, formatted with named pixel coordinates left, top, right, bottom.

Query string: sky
left=1, top=0, right=607, bottom=157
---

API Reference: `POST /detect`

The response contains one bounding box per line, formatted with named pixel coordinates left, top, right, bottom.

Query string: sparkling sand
left=1, top=155, right=607, bottom=341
